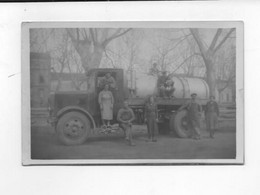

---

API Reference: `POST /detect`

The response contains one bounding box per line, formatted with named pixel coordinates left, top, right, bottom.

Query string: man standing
left=178, top=93, right=202, bottom=140
left=117, top=100, right=136, bottom=146
left=205, top=95, right=219, bottom=138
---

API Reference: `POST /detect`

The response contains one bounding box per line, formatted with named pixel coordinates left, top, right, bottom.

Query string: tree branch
left=89, top=28, right=96, bottom=43
left=164, top=34, right=191, bottom=56
left=82, top=29, right=89, bottom=40
left=104, top=49, right=116, bottom=68
left=169, top=53, right=202, bottom=75
left=103, top=28, right=132, bottom=47
left=190, top=28, right=207, bottom=60
left=213, top=28, right=235, bottom=54
left=218, top=75, right=235, bottom=93
left=66, top=29, right=79, bottom=51
left=209, top=29, right=222, bottom=51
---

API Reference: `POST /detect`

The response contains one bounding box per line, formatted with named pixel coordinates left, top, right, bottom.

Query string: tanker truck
left=48, top=68, right=210, bottom=145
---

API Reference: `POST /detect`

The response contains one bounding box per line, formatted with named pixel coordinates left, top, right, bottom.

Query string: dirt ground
left=31, top=121, right=236, bottom=160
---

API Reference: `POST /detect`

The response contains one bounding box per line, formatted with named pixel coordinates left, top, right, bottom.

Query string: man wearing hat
left=205, top=95, right=219, bottom=138
left=179, top=93, right=202, bottom=140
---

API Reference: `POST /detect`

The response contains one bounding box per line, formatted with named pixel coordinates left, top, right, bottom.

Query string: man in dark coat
left=205, top=95, right=219, bottom=138
left=145, top=95, right=158, bottom=142
left=178, top=93, right=202, bottom=140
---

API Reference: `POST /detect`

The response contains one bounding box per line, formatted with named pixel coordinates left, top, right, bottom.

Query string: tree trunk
left=190, top=28, right=234, bottom=99
left=81, top=47, right=104, bottom=72
left=77, top=43, right=104, bottom=73
left=205, top=58, right=217, bottom=97
left=67, top=28, right=132, bottom=73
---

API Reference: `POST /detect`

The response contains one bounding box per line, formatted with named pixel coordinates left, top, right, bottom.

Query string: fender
left=57, top=106, right=96, bottom=129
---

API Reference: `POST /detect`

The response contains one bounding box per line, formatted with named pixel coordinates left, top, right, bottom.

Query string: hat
left=191, top=93, right=197, bottom=97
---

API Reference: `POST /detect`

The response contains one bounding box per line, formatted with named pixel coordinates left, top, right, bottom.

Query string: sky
left=30, top=27, right=235, bottom=77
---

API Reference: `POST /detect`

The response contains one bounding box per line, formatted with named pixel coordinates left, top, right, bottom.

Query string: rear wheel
left=56, top=111, right=91, bottom=145
left=170, top=110, right=192, bottom=138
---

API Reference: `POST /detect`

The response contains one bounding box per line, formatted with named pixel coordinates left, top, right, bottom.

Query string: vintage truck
left=48, top=68, right=210, bottom=145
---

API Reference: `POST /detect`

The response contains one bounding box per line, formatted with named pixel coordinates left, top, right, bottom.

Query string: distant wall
left=30, top=52, right=51, bottom=108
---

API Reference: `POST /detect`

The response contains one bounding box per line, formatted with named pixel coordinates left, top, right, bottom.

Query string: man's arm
left=128, top=109, right=135, bottom=123
left=98, top=91, right=102, bottom=105
left=215, top=102, right=220, bottom=116
left=117, top=109, right=124, bottom=123
left=178, top=101, right=189, bottom=111
left=110, top=91, right=114, bottom=105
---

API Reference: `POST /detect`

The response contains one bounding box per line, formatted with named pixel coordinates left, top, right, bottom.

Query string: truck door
left=95, top=69, right=125, bottom=118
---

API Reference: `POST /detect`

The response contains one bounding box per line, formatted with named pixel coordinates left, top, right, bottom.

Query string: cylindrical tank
left=133, top=73, right=209, bottom=99
left=170, top=76, right=209, bottom=99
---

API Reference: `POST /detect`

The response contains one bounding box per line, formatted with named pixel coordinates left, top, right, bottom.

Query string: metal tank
left=170, top=76, right=209, bottom=99
left=133, top=73, right=209, bottom=99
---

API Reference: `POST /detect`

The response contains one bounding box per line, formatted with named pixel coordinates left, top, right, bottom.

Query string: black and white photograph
left=22, top=22, right=243, bottom=165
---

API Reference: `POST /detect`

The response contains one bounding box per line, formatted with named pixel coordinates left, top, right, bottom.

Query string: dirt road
left=31, top=123, right=236, bottom=160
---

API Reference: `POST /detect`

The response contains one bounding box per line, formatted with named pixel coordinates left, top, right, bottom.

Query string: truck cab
left=48, top=68, right=128, bottom=145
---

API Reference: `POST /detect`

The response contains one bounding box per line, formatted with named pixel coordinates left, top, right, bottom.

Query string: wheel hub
left=64, top=119, right=84, bottom=139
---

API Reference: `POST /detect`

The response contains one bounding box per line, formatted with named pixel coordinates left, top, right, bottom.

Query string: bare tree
left=215, top=44, right=236, bottom=94
left=149, top=29, right=191, bottom=77
left=190, top=28, right=235, bottom=96
left=51, top=31, right=86, bottom=91
left=66, top=28, right=132, bottom=73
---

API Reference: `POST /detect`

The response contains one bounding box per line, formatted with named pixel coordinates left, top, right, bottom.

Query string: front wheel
left=56, top=111, right=91, bottom=145
left=170, top=110, right=192, bottom=138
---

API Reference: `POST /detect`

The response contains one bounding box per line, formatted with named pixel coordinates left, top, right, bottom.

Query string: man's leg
left=193, top=121, right=201, bottom=139
left=209, top=113, right=216, bottom=138
left=146, top=120, right=152, bottom=141
left=212, top=114, right=218, bottom=138
left=147, top=118, right=153, bottom=142
left=206, top=116, right=212, bottom=138
left=126, top=124, right=135, bottom=146
left=151, top=120, right=157, bottom=142
left=209, top=128, right=214, bottom=138
left=194, top=127, right=201, bottom=139
left=120, top=124, right=128, bottom=140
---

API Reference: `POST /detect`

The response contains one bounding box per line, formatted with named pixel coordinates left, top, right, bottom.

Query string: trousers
left=189, top=118, right=201, bottom=139
left=206, top=112, right=218, bottom=136
left=147, top=116, right=157, bottom=139
left=120, top=123, right=133, bottom=141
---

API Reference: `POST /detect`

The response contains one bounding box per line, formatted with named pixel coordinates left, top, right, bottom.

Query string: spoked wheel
left=170, top=110, right=192, bottom=138
left=56, top=111, right=91, bottom=145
